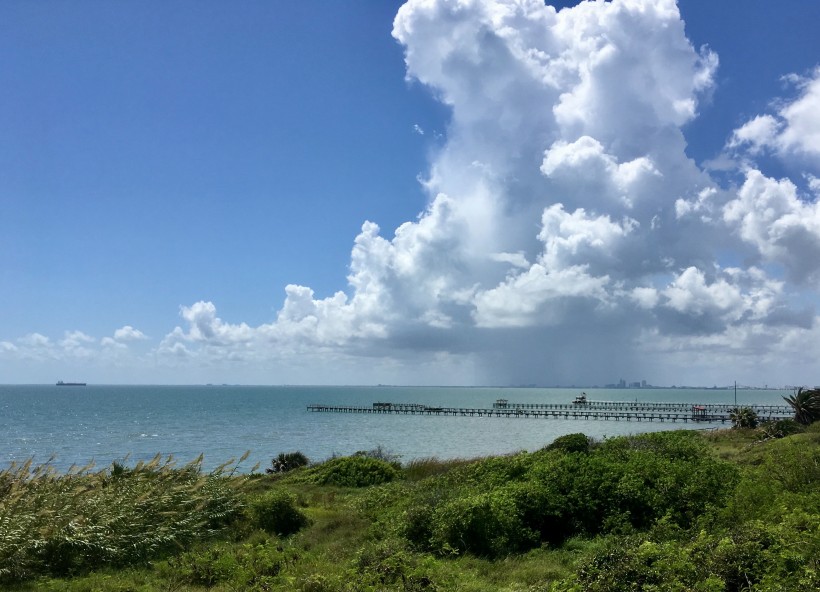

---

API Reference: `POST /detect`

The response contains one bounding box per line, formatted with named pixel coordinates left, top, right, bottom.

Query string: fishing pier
left=306, top=398, right=793, bottom=424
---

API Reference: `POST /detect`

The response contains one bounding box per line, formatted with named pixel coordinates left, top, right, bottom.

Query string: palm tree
left=729, top=406, right=759, bottom=429
left=782, top=387, right=820, bottom=425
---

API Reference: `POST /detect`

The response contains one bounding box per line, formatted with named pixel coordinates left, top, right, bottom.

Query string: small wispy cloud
left=113, top=325, right=148, bottom=341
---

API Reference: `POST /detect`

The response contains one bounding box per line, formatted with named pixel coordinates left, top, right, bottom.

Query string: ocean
left=0, top=384, right=789, bottom=473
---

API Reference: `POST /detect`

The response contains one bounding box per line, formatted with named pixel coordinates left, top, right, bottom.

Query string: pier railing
left=306, top=401, right=793, bottom=424
left=491, top=400, right=793, bottom=414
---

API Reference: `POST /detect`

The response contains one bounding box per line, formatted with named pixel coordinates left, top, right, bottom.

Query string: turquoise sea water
left=0, top=385, right=789, bottom=472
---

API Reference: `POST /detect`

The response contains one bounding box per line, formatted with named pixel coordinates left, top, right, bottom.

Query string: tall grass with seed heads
left=0, top=453, right=246, bottom=581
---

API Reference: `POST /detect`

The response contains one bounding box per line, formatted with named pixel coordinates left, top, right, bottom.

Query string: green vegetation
left=0, top=454, right=241, bottom=582
left=292, top=455, right=400, bottom=488
left=266, top=451, right=311, bottom=474
left=729, top=406, right=759, bottom=429
left=247, top=489, right=310, bottom=536
left=783, top=387, right=820, bottom=425
left=2, top=423, right=819, bottom=591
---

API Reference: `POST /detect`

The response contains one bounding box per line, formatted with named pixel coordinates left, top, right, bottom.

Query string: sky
left=1, top=0, right=819, bottom=387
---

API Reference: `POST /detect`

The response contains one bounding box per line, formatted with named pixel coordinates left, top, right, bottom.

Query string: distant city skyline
left=2, top=0, right=819, bottom=387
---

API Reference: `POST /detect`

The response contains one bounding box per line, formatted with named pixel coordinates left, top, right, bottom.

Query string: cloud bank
left=3, top=0, right=819, bottom=386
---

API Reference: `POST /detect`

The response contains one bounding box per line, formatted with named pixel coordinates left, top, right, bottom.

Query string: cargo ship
left=56, top=380, right=86, bottom=386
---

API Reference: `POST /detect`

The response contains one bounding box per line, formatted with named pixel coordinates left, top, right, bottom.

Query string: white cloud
left=0, top=341, right=18, bottom=353
left=728, top=67, right=820, bottom=168
left=113, top=326, right=148, bottom=341
left=1, top=331, right=102, bottom=363
left=728, top=115, right=781, bottom=155
left=100, top=337, right=127, bottom=350
left=178, top=301, right=254, bottom=344
left=60, top=331, right=94, bottom=347
left=631, top=287, right=659, bottom=310
left=723, top=169, right=820, bottom=283
left=541, top=136, right=661, bottom=209
left=20, top=333, right=51, bottom=348
left=538, top=204, right=638, bottom=273
left=158, top=341, right=192, bottom=359
left=140, top=0, right=820, bottom=384
left=675, top=187, right=718, bottom=221
left=776, top=69, right=820, bottom=160
left=662, top=267, right=744, bottom=319
left=489, top=251, right=530, bottom=268
left=473, top=263, right=610, bottom=328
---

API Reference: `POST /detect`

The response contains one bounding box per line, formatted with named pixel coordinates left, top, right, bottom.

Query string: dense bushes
left=755, top=418, right=802, bottom=441
left=429, top=489, right=538, bottom=556
left=378, top=431, right=738, bottom=557
left=267, top=451, right=310, bottom=474
left=300, top=455, right=400, bottom=488
left=545, top=432, right=592, bottom=454
left=247, top=489, right=309, bottom=536
left=730, top=406, right=759, bottom=429
left=351, top=538, right=439, bottom=591
left=550, top=515, right=820, bottom=592
left=545, top=429, right=820, bottom=591
left=162, top=538, right=296, bottom=590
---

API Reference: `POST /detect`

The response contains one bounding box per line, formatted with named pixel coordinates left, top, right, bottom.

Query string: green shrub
left=559, top=534, right=718, bottom=592
left=600, top=430, right=708, bottom=461
left=462, top=452, right=534, bottom=487
left=557, top=515, right=820, bottom=592
left=757, top=418, right=803, bottom=440
left=385, top=431, right=739, bottom=556
left=389, top=482, right=456, bottom=550
left=504, top=480, right=569, bottom=545
left=248, top=489, right=309, bottom=536
left=546, top=432, right=592, bottom=454
left=353, top=445, right=402, bottom=469
left=267, top=451, right=310, bottom=474
left=760, top=438, right=820, bottom=494
left=594, top=432, right=739, bottom=531
left=730, top=406, right=760, bottom=429
left=309, top=456, right=399, bottom=488
left=170, top=543, right=243, bottom=587
left=403, top=457, right=471, bottom=481
left=429, top=489, right=538, bottom=557
left=300, top=573, right=339, bottom=592
left=400, top=503, right=437, bottom=549
left=166, top=539, right=289, bottom=589
left=351, top=538, right=438, bottom=590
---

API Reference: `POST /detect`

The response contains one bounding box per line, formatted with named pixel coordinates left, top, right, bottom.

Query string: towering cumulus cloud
left=154, top=0, right=819, bottom=385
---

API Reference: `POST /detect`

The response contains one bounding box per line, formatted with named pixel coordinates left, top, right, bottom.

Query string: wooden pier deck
left=492, top=400, right=793, bottom=414
left=306, top=401, right=793, bottom=423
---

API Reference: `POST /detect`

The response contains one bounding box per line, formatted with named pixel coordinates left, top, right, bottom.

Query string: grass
left=0, top=454, right=242, bottom=582
left=2, top=425, right=818, bottom=591
left=403, top=456, right=477, bottom=481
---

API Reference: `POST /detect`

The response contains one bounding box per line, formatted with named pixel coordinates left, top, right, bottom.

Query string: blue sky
left=2, top=0, right=819, bottom=386
left=1, top=1, right=441, bottom=334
